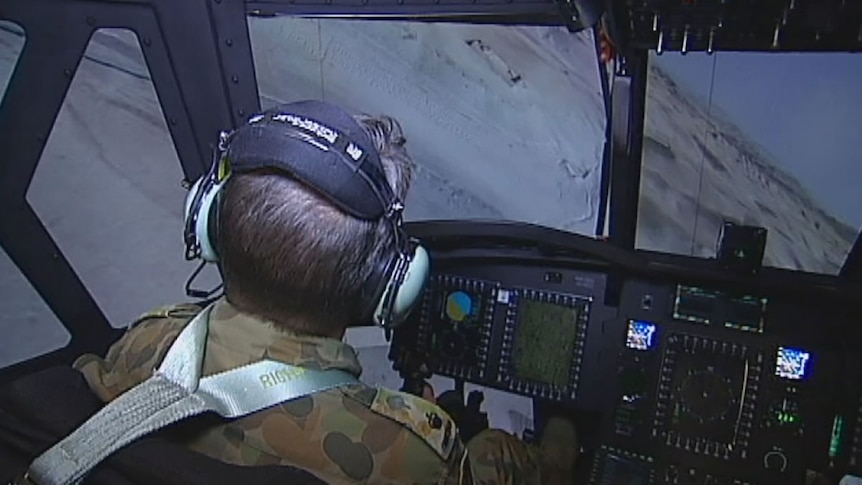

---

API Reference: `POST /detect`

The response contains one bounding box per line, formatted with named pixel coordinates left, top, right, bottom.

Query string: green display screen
left=512, top=300, right=579, bottom=387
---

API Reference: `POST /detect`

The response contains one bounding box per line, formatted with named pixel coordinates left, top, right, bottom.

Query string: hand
left=422, top=382, right=437, bottom=404
left=599, top=28, right=616, bottom=64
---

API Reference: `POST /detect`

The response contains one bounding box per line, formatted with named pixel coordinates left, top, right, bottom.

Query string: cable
left=458, top=449, right=470, bottom=485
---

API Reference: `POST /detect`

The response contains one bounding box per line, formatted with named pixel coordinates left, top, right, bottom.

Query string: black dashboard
left=390, top=221, right=862, bottom=485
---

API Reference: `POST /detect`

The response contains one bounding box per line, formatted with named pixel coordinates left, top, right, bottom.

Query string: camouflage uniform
left=74, top=298, right=467, bottom=485
left=74, top=298, right=574, bottom=485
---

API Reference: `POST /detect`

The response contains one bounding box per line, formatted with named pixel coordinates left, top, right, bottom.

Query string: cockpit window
left=247, top=17, right=608, bottom=236
left=0, top=20, right=71, bottom=366
left=637, top=51, right=862, bottom=275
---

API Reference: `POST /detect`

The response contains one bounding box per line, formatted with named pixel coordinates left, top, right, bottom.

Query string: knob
left=764, top=450, right=788, bottom=472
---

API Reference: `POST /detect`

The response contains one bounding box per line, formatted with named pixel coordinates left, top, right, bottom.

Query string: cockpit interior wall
left=0, top=19, right=607, bottom=369
left=636, top=50, right=862, bottom=275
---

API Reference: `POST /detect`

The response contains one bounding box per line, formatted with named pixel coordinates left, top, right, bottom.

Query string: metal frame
left=0, top=0, right=261, bottom=382
left=841, top=236, right=862, bottom=280
left=593, top=23, right=611, bottom=237
left=606, top=49, right=647, bottom=249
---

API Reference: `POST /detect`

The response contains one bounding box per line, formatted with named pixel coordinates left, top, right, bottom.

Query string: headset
left=182, top=101, right=430, bottom=330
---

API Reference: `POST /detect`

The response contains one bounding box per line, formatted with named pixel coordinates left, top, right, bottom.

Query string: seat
left=0, top=366, right=328, bottom=485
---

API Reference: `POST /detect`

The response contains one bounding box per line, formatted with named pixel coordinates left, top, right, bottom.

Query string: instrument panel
left=390, top=258, right=861, bottom=485
left=391, top=266, right=613, bottom=408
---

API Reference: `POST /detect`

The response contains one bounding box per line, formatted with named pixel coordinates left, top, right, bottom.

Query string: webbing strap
left=23, top=304, right=359, bottom=485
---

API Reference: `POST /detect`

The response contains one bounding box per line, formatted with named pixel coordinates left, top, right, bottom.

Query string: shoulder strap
left=22, top=304, right=359, bottom=485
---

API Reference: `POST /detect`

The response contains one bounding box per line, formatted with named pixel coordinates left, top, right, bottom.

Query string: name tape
left=259, top=365, right=307, bottom=389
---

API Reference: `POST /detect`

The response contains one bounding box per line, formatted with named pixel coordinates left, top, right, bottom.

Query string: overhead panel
left=616, top=0, right=862, bottom=53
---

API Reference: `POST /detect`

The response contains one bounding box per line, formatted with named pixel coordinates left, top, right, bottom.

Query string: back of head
left=216, top=106, right=416, bottom=337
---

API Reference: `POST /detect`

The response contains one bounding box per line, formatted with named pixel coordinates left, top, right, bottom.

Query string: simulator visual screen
left=512, top=300, right=579, bottom=387
left=639, top=51, right=862, bottom=275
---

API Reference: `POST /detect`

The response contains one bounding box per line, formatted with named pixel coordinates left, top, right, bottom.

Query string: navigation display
left=673, top=285, right=767, bottom=333
left=441, top=290, right=482, bottom=325
left=626, top=321, right=657, bottom=351
left=673, top=286, right=716, bottom=324
left=725, top=294, right=767, bottom=333
left=512, top=300, right=579, bottom=387
left=776, top=347, right=811, bottom=381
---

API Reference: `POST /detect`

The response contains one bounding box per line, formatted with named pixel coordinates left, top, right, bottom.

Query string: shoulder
left=129, top=302, right=206, bottom=328
left=115, top=302, right=205, bottom=356
left=339, top=385, right=460, bottom=461
left=73, top=302, right=205, bottom=399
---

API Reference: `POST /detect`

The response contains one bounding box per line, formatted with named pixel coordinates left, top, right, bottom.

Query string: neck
left=224, top=294, right=347, bottom=339
left=269, top=317, right=347, bottom=340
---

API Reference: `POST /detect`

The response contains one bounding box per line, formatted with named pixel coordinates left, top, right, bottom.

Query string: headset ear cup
left=184, top=178, right=205, bottom=229
left=184, top=175, right=225, bottom=263
left=373, top=245, right=430, bottom=328
left=196, top=181, right=225, bottom=263
left=183, top=177, right=206, bottom=259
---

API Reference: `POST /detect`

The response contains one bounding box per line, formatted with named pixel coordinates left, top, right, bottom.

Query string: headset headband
left=182, top=101, right=426, bottom=329
left=223, top=110, right=403, bottom=223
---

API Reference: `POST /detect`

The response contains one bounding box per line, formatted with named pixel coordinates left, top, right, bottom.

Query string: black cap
left=225, top=100, right=396, bottom=220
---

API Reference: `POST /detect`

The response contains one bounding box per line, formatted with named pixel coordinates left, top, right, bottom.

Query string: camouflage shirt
left=73, top=298, right=468, bottom=485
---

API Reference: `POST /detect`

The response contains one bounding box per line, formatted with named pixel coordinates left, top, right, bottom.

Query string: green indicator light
left=830, top=415, right=844, bottom=458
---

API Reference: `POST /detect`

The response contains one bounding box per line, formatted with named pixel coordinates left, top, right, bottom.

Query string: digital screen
left=673, top=286, right=716, bottom=324
left=512, top=300, right=579, bottom=387
left=775, top=347, right=811, bottom=380
left=626, top=321, right=657, bottom=351
left=599, top=454, right=650, bottom=485
left=441, top=290, right=481, bottom=325
left=725, top=295, right=767, bottom=333
left=656, top=334, right=758, bottom=455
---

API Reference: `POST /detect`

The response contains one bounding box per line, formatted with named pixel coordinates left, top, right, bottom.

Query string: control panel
left=390, top=256, right=857, bottom=485
left=412, top=275, right=495, bottom=382
left=602, top=281, right=849, bottom=484
left=397, top=273, right=595, bottom=402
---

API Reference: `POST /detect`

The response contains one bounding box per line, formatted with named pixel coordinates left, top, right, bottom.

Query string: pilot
left=71, top=100, right=580, bottom=485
